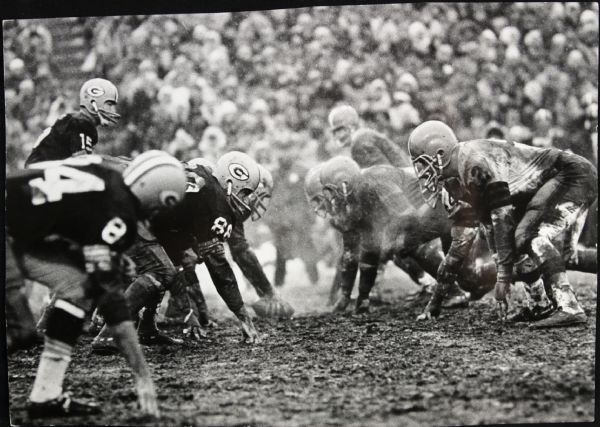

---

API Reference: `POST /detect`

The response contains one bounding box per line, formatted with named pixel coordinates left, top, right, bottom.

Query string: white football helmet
left=80, top=78, right=120, bottom=126
left=407, top=120, right=459, bottom=207
left=328, top=105, right=360, bottom=147
left=123, top=150, right=186, bottom=218
left=319, top=156, right=361, bottom=216
left=213, top=151, right=261, bottom=218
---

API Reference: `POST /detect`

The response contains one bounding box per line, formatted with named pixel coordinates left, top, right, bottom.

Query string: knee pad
left=45, top=299, right=86, bottom=346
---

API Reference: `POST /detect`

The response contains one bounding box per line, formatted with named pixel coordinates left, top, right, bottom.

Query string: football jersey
left=350, top=128, right=410, bottom=169
left=455, top=139, right=561, bottom=213
left=25, top=112, right=98, bottom=166
left=151, top=165, right=236, bottom=249
left=6, top=155, right=138, bottom=252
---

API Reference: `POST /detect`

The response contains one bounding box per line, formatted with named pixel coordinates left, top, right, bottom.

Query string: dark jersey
left=6, top=155, right=138, bottom=253
left=350, top=128, right=410, bottom=169
left=151, top=165, right=236, bottom=253
left=25, top=112, right=98, bottom=166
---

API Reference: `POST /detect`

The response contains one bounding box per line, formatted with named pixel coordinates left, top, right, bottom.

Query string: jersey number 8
left=211, top=217, right=232, bottom=240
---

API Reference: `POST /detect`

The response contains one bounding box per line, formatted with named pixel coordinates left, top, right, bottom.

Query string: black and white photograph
left=2, top=1, right=598, bottom=426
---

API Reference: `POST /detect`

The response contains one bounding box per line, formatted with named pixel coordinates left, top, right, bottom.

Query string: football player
left=6, top=151, right=186, bottom=417
left=328, top=105, right=430, bottom=297
left=304, top=164, right=436, bottom=306
left=228, top=163, right=295, bottom=319
left=408, top=120, right=597, bottom=328
left=161, top=160, right=294, bottom=324
left=135, top=152, right=263, bottom=343
left=25, top=78, right=120, bottom=166
left=328, top=104, right=410, bottom=168
left=311, top=156, right=473, bottom=314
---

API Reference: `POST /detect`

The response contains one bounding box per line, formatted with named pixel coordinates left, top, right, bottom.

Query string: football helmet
left=214, top=151, right=261, bottom=218
left=407, top=120, right=459, bottom=207
left=248, top=164, right=273, bottom=221
left=319, top=156, right=361, bottom=215
left=80, top=78, right=120, bottom=126
left=304, top=164, right=330, bottom=218
left=123, top=150, right=187, bottom=218
left=328, top=105, right=360, bottom=147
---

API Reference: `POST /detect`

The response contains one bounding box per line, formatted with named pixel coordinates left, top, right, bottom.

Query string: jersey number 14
left=29, top=166, right=106, bottom=205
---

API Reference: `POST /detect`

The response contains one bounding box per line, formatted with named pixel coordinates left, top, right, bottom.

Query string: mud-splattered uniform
left=25, top=113, right=98, bottom=166
left=439, top=140, right=597, bottom=316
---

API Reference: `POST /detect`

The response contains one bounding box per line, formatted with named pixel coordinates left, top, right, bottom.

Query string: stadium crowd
left=4, top=3, right=599, bottom=247
left=5, top=3, right=599, bottom=170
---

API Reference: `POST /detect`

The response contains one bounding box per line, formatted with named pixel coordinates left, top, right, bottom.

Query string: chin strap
left=91, top=100, right=120, bottom=126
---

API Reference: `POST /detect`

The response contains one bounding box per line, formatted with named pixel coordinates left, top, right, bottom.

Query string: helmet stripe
left=124, top=156, right=182, bottom=187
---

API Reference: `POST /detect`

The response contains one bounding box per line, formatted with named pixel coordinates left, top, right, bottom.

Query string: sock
left=550, top=272, right=584, bottom=315
left=29, top=337, right=73, bottom=402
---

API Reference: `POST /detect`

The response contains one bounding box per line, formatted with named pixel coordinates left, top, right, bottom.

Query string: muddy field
left=7, top=260, right=597, bottom=427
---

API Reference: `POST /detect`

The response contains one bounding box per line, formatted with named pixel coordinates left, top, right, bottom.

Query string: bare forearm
left=108, top=321, right=152, bottom=380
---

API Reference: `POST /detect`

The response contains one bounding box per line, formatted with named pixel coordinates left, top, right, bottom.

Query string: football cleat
left=27, top=393, right=101, bottom=418
left=507, top=305, right=555, bottom=323
left=90, top=336, right=120, bottom=356
left=138, top=328, right=183, bottom=346
left=528, top=309, right=587, bottom=329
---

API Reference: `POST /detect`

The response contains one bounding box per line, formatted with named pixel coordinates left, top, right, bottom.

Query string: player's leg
left=273, top=230, right=290, bottom=287
left=5, top=238, right=38, bottom=354
left=130, top=240, right=181, bottom=345
left=92, top=237, right=180, bottom=353
left=20, top=245, right=100, bottom=416
left=516, top=157, right=597, bottom=328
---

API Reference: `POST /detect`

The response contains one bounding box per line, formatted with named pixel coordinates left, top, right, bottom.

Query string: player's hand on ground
left=240, top=319, right=260, bottom=344
left=494, top=280, right=511, bottom=322
left=182, top=310, right=208, bottom=341
left=332, top=294, right=350, bottom=313
left=416, top=301, right=440, bottom=322
left=135, top=376, right=160, bottom=417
